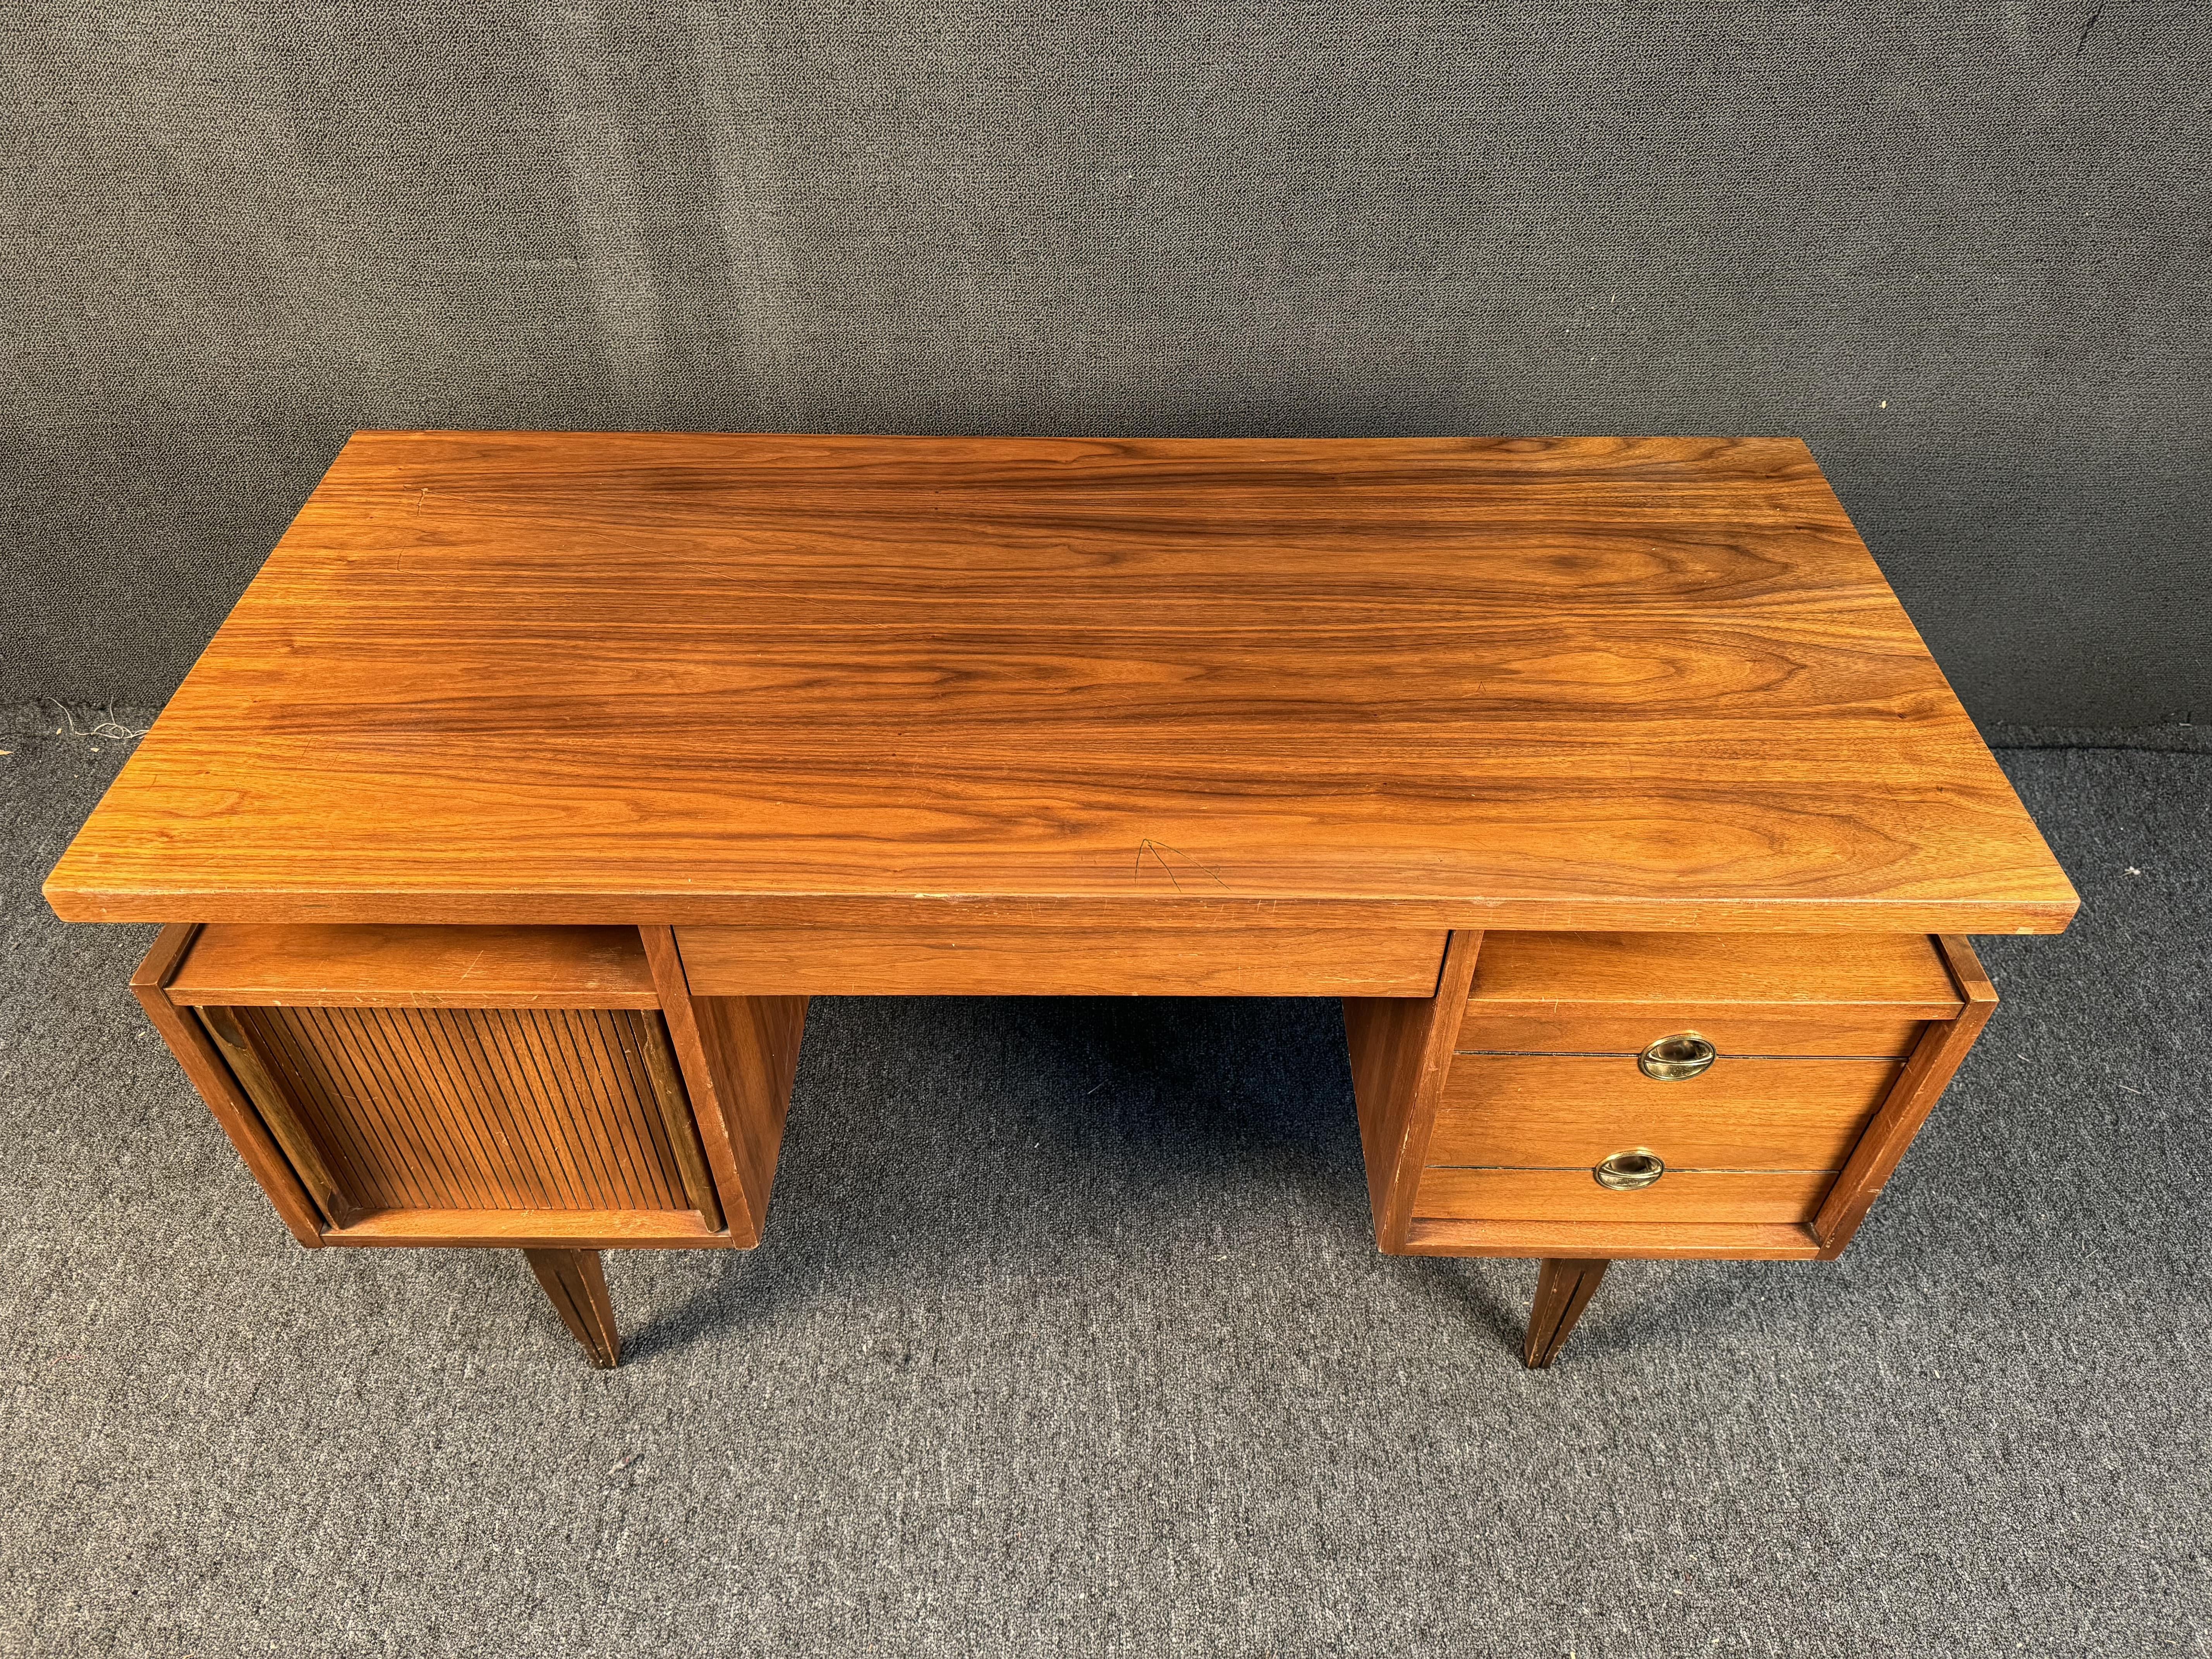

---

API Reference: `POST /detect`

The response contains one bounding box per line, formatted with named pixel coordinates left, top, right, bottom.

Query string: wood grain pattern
left=1428, top=1056, right=1899, bottom=1171
left=675, top=921, right=1447, bottom=996
left=132, top=925, right=326, bottom=1248
left=1400, top=1218, right=1823, bottom=1260
left=524, top=1249, right=620, bottom=1367
left=1343, top=930, right=1484, bottom=1250
left=169, top=924, right=657, bottom=1007
left=1467, top=930, right=1964, bottom=1012
left=45, top=434, right=2076, bottom=935
left=1813, top=934, right=1999, bottom=1257
left=1415, top=1168, right=1834, bottom=1225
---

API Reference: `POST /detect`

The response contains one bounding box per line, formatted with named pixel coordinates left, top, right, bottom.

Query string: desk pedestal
left=1349, top=927, right=1997, bottom=1363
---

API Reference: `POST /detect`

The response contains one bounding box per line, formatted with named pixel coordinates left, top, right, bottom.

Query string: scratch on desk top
left=1135, top=838, right=1230, bottom=894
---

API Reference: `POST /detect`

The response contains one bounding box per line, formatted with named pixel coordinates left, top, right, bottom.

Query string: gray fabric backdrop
left=5, top=1, right=2208, bottom=725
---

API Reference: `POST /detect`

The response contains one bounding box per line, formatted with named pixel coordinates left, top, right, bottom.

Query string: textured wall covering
left=3, top=1, right=2207, bottom=723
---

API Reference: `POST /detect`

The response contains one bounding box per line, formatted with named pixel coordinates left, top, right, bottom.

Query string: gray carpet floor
left=3, top=723, right=2205, bottom=1656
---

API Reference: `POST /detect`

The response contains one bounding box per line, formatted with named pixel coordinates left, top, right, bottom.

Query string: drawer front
left=1458, top=1009, right=1928, bottom=1059
left=1430, top=1055, right=1898, bottom=1171
left=1416, top=1168, right=1833, bottom=1225
left=1465, top=932, right=1965, bottom=1017
left=678, top=922, right=1447, bottom=997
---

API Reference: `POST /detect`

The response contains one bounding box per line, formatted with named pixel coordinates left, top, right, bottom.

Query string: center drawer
left=677, top=917, right=1447, bottom=997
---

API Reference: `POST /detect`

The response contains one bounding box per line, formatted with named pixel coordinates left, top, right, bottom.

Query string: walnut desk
left=45, top=433, right=2078, bottom=1370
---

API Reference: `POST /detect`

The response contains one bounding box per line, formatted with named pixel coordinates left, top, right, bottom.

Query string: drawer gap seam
left=1454, top=1049, right=1910, bottom=1060
left=1426, top=1163, right=1843, bottom=1174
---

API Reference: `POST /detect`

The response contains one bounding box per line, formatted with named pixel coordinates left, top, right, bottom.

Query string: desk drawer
left=1462, top=930, right=1961, bottom=1061
left=1416, top=1168, right=1832, bottom=1225
left=1429, top=1054, right=1899, bottom=1173
left=677, top=921, right=1447, bottom=996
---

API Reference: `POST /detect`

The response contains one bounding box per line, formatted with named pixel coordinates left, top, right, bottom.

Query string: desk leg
left=525, top=1249, right=621, bottom=1369
left=1524, top=1258, right=1610, bottom=1369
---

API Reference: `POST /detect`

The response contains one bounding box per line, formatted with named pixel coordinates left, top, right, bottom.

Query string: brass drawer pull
left=1639, top=1031, right=1716, bottom=1081
left=1594, top=1149, right=1666, bottom=1191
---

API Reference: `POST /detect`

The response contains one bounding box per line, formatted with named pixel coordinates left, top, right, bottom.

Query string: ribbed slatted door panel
left=234, top=1005, right=689, bottom=1212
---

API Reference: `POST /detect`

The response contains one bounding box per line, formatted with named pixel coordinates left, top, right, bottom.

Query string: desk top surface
left=47, top=432, right=2076, bottom=933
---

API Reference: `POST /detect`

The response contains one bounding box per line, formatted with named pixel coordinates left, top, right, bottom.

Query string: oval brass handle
left=1594, top=1149, right=1666, bottom=1191
left=1639, top=1032, right=1716, bottom=1081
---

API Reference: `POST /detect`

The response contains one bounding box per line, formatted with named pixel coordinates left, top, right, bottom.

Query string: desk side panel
left=1345, top=930, right=1485, bottom=1249
left=134, top=925, right=326, bottom=1248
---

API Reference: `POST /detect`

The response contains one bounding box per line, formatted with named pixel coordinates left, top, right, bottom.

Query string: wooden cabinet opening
left=133, top=923, right=823, bottom=1249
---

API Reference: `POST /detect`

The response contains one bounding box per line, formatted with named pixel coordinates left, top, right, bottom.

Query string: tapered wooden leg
left=524, top=1249, right=620, bottom=1369
left=1524, top=1257, right=1611, bottom=1369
